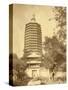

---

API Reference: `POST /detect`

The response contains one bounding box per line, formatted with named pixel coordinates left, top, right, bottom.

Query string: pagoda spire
left=31, top=14, right=36, bottom=22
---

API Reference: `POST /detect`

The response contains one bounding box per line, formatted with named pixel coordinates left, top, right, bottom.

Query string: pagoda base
left=25, top=57, right=42, bottom=78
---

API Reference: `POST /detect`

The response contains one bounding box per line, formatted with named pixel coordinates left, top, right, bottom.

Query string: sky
left=12, top=4, right=57, bottom=58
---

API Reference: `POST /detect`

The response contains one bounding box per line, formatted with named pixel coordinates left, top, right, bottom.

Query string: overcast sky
left=12, top=4, right=57, bottom=58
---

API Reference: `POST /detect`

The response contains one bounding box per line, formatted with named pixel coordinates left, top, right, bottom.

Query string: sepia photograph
left=9, top=4, right=66, bottom=86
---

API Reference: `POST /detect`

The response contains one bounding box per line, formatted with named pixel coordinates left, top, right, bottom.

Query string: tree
left=53, top=6, right=66, bottom=71
left=43, top=35, right=66, bottom=71
left=53, top=7, right=66, bottom=45
left=9, top=53, right=29, bottom=85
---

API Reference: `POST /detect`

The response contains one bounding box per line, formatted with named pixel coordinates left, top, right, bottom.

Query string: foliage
left=43, top=35, right=66, bottom=71
left=54, top=7, right=66, bottom=44
left=9, top=53, right=29, bottom=86
left=43, top=6, right=66, bottom=72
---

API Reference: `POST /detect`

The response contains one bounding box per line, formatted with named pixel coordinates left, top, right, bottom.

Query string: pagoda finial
left=31, top=14, right=36, bottom=22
